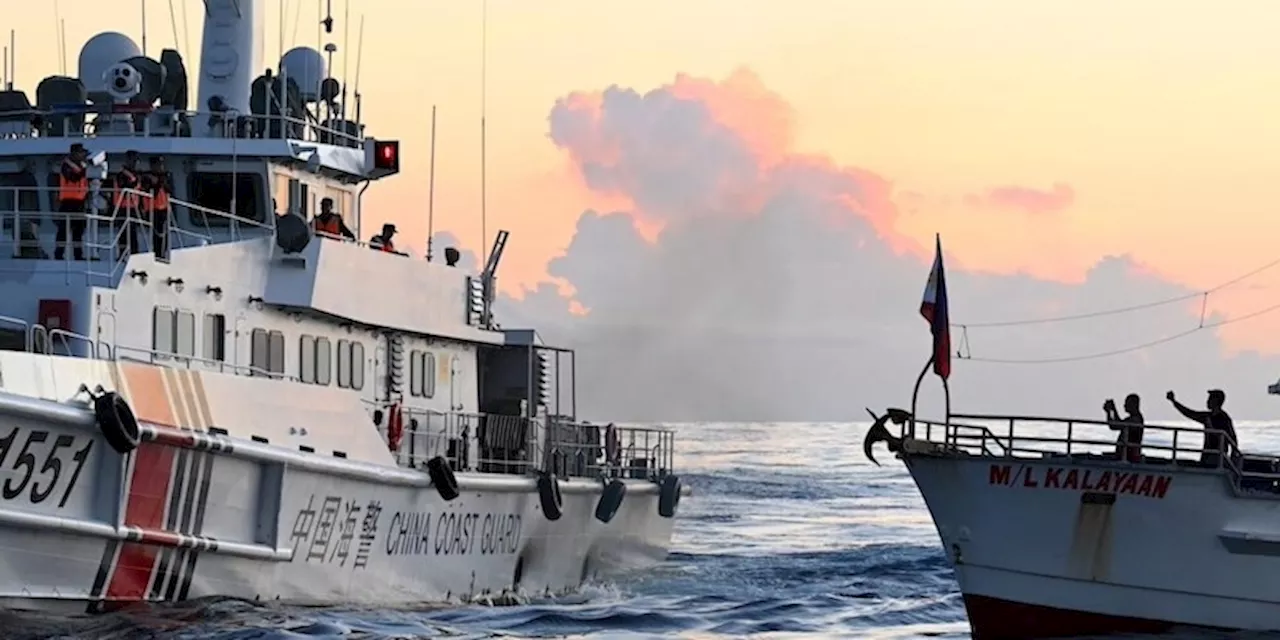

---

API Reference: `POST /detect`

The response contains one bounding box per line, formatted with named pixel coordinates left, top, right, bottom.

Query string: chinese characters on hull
left=288, top=494, right=521, bottom=567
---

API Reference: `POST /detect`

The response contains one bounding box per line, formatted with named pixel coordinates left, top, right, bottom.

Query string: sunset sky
left=14, top=1, right=1280, bottom=418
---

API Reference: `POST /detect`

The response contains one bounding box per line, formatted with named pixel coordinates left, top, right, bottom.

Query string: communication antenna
left=53, top=0, right=63, bottom=75
left=278, top=0, right=285, bottom=64
left=353, top=14, right=364, bottom=129
left=141, top=0, right=148, bottom=57
left=341, top=0, right=349, bottom=117
left=480, top=0, right=488, bottom=266
left=291, top=0, right=304, bottom=45
left=7, top=30, right=13, bottom=89
left=180, top=0, right=190, bottom=55
left=167, top=0, right=180, bottom=51
left=427, top=105, right=437, bottom=261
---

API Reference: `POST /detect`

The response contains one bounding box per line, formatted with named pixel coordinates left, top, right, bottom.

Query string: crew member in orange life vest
left=369, top=223, right=403, bottom=255
left=111, top=150, right=142, bottom=256
left=311, top=197, right=355, bottom=240
left=54, top=142, right=89, bottom=260
left=141, top=156, right=173, bottom=260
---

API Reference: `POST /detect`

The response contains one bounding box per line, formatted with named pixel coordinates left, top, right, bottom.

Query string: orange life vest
left=313, top=216, right=341, bottom=236
left=113, top=168, right=140, bottom=210
left=58, top=158, right=88, bottom=203
left=379, top=237, right=395, bottom=253
left=148, top=173, right=170, bottom=212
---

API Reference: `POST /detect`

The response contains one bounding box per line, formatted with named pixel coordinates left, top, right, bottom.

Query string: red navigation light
left=373, top=140, right=399, bottom=172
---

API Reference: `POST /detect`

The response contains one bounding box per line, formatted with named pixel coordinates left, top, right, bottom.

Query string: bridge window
left=336, top=339, right=364, bottom=390
left=272, top=173, right=290, bottom=215
left=0, top=171, right=41, bottom=213
left=203, top=313, right=226, bottom=362
left=409, top=350, right=436, bottom=398
left=250, top=328, right=285, bottom=376
left=187, top=172, right=266, bottom=226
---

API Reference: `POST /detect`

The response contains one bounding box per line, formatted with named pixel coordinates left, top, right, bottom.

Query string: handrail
left=905, top=411, right=1273, bottom=493
left=0, top=106, right=365, bottom=146
left=113, top=344, right=300, bottom=382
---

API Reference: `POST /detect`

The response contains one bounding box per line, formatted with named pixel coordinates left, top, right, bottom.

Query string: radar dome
left=78, top=32, right=143, bottom=95
left=279, top=47, right=327, bottom=103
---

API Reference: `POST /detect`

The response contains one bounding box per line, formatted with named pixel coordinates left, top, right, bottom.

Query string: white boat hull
left=905, top=450, right=1276, bottom=638
left=0, top=393, right=677, bottom=612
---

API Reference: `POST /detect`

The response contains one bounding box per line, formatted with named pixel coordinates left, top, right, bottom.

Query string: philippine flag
left=919, top=234, right=951, bottom=380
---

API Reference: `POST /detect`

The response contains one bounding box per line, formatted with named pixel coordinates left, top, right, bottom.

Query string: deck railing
left=0, top=107, right=365, bottom=147
left=904, top=412, right=1280, bottom=496
left=378, top=403, right=677, bottom=480
left=0, top=185, right=272, bottom=285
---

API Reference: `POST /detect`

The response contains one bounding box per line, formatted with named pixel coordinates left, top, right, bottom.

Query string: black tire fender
left=426, top=455, right=460, bottom=501
left=594, top=479, right=627, bottom=524
left=94, top=391, right=140, bottom=454
left=537, top=472, right=563, bottom=521
left=658, top=474, right=682, bottom=518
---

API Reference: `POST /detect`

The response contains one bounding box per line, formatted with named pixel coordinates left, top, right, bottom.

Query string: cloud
left=494, top=70, right=1280, bottom=424
left=965, top=183, right=1075, bottom=215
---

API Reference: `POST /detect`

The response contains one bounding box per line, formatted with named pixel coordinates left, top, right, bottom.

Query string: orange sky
left=16, top=0, right=1280, bottom=353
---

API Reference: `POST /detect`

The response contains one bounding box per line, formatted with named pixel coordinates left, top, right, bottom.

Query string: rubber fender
left=426, top=455, right=460, bottom=501
left=594, top=479, right=627, bottom=523
left=658, top=474, right=682, bottom=518
left=94, top=391, right=141, bottom=454
left=537, top=472, right=563, bottom=521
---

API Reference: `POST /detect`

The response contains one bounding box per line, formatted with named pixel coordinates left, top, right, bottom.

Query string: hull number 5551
left=0, top=426, right=94, bottom=508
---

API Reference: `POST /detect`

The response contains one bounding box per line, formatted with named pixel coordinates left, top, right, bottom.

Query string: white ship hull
left=0, top=352, right=681, bottom=612
left=903, top=443, right=1279, bottom=638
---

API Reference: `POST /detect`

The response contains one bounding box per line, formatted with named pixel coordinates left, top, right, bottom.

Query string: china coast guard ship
left=0, top=0, right=686, bottom=611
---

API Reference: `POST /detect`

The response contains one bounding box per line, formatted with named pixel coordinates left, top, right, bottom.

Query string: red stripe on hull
left=963, top=594, right=1228, bottom=640
left=104, top=443, right=177, bottom=601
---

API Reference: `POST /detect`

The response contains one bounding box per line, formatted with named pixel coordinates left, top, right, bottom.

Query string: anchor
left=862, top=407, right=910, bottom=466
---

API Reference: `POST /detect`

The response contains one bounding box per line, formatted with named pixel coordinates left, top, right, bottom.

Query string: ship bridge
left=0, top=16, right=400, bottom=288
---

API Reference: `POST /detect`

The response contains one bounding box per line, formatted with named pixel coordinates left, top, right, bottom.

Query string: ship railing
left=0, top=106, right=364, bottom=147
left=542, top=419, right=676, bottom=481
left=369, top=403, right=678, bottom=479
left=909, top=413, right=1231, bottom=466
left=0, top=184, right=278, bottom=281
left=112, top=343, right=297, bottom=381
left=24, top=324, right=114, bottom=360
left=120, top=188, right=275, bottom=244
left=0, top=185, right=222, bottom=283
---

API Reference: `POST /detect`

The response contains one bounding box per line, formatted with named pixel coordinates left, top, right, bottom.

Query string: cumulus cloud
left=966, top=182, right=1075, bottom=215
left=494, top=70, right=1280, bottom=423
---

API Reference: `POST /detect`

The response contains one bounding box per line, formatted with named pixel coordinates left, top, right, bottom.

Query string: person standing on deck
left=54, top=143, right=89, bottom=260
left=110, top=151, right=142, bottom=256
left=1167, top=389, right=1238, bottom=468
left=141, top=156, right=173, bottom=261
left=1103, top=394, right=1145, bottom=463
left=311, top=197, right=355, bottom=240
left=368, top=223, right=404, bottom=255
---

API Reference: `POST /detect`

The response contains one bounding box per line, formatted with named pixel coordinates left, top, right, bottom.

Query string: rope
left=953, top=255, right=1280, bottom=329
left=960, top=299, right=1280, bottom=364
